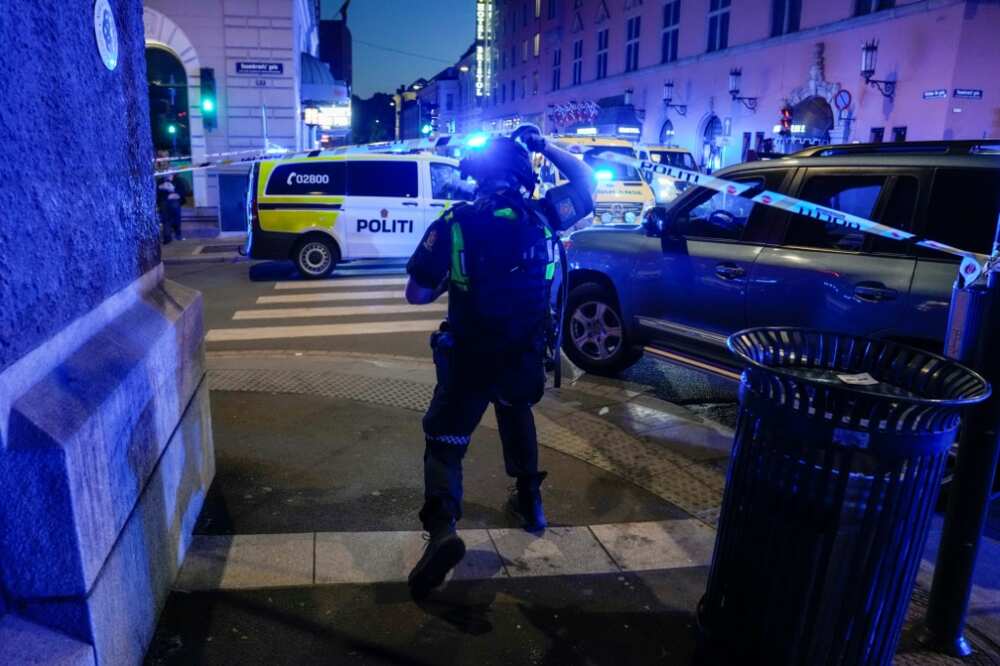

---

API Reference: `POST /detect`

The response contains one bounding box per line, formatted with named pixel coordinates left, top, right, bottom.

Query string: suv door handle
left=854, top=283, right=898, bottom=302
left=714, top=263, right=746, bottom=280
left=429, top=203, right=446, bottom=208
left=402, top=201, right=419, bottom=207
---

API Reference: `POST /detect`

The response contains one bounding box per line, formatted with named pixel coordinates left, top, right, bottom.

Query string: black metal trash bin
left=698, top=328, right=990, bottom=666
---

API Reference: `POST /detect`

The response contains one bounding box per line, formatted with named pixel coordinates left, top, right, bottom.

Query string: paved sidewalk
left=145, top=350, right=1000, bottom=665
left=161, top=235, right=247, bottom=265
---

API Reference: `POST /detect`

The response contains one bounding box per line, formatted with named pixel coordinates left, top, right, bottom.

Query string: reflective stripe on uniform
left=543, top=226, right=556, bottom=281
left=427, top=434, right=472, bottom=446
left=450, top=221, right=470, bottom=291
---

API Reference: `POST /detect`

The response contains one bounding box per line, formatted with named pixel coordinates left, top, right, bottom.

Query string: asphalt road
left=166, top=258, right=740, bottom=426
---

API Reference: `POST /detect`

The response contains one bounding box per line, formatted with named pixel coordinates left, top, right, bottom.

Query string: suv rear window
left=347, top=160, right=418, bottom=198
left=785, top=175, right=887, bottom=252
left=921, top=168, right=1000, bottom=257
left=265, top=161, right=346, bottom=196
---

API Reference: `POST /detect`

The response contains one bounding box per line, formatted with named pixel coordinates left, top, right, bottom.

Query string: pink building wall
left=483, top=0, right=1000, bottom=168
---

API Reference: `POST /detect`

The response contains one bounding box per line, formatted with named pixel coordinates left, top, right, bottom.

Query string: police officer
left=404, top=126, right=595, bottom=599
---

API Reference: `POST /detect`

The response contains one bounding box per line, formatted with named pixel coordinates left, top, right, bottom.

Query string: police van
left=635, top=144, right=699, bottom=204
left=245, top=152, right=471, bottom=278
left=539, top=136, right=655, bottom=226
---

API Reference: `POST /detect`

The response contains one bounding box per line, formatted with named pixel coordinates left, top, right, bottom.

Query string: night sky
left=322, top=0, right=476, bottom=99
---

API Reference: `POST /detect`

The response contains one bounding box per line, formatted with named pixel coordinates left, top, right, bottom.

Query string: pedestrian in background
left=157, top=173, right=188, bottom=243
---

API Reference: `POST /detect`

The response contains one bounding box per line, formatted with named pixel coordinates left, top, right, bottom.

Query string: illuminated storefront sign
left=304, top=103, right=351, bottom=130
left=475, top=1, right=494, bottom=97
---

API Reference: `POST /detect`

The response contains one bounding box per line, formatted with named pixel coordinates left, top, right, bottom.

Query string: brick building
left=478, top=0, right=1000, bottom=169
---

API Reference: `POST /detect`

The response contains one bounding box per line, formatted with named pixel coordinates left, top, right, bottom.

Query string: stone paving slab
left=488, top=526, right=619, bottom=578
left=175, top=533, right=314, bottom=590
left=590, top=520, right=716, bottom=572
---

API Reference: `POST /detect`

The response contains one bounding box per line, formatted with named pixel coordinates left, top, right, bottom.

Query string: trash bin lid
left=728, top=328, right=990, bottom=408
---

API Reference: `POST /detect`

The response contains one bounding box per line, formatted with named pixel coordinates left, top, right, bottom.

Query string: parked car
left=560, top=141, right=1000, bottom=377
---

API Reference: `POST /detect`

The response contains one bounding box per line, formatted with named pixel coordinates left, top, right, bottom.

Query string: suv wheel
left=293, top=237, right=338, bottom=279
left=563, top=283, right=641, bottom=375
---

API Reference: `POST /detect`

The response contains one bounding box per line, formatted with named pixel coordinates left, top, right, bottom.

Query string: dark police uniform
left=407, top=187, right=574, bottom=532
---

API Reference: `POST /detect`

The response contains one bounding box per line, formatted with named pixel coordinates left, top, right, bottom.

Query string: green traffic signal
left=167, top=124, right=177, bottom=135
left=421, top=124, right=433, bottom=135
left=201, top=97, right=215, bottom=113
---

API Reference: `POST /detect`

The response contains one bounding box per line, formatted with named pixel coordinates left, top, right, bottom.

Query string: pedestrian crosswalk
left=205, top=271, right=445, bottom=343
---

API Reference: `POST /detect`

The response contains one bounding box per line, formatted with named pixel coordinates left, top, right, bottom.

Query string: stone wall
left=0, top=2, right=214, bottom=663
left=0, top=0, right=159, bottom=373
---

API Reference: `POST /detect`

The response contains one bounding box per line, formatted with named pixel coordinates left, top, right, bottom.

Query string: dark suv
left=561, top=141, right=1000, bottom=377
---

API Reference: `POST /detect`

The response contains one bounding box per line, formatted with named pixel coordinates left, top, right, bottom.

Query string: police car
left=245, top=152, right=471, bottom=278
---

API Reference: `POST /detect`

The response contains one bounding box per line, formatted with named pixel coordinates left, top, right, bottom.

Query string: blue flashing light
left=594, top=169, right=614, bottom=181
left=465, top=133, right=490, bottom=149
left=421, top=124, right=433, bottom=135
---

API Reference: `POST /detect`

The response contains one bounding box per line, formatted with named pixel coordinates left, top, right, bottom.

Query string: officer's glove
left=513, top=124, right=545, bottom=153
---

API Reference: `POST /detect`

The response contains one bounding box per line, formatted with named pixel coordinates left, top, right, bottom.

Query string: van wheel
left=562, top=283, right=641, bottom=376
left=293, top=237, right=338, bottom=279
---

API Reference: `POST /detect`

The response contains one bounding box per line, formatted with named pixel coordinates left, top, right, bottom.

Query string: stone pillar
left=0, top=2, right=214, bottom=664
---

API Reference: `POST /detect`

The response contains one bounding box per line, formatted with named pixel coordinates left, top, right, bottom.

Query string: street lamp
left=662, top=81, right=687, bottom=116
left=860, top=39, right=896, bottom=100
left=729, top=68, right=759, bottom=112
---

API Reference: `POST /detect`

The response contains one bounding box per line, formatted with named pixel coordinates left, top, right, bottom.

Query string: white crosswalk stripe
left=273, top=277, right=409, bottom=290
left=233, top=303, right=447, bottom=320
left=206, top=319, right=442, bottom=342
left=207, top=274, right=446, bottom=343
left=257, top=290, right=404, bottom=305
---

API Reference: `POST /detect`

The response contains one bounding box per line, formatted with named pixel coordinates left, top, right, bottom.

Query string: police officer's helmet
left=460, top=136, right=536, bottom=193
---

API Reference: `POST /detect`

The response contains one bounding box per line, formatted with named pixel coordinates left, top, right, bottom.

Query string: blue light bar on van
left=594, top=169, right=614, bottom=181
left=576, top=127, right=598, bottom=136
left=465, top=133, right=490, bottom=149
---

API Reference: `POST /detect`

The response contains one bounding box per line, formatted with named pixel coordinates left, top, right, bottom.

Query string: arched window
left=659, top=118, right=675, bottom=144
left=702, top=115, right=723, bottom=172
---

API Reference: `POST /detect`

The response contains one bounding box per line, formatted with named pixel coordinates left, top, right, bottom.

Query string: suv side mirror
left=643, top=207, right=668, bottom=237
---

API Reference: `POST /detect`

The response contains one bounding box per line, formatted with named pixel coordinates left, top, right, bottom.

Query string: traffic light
left=780, top=106, right=792, bottom=135
left=420, top=124, right=433, bottom=135
left=200, top=67, right=217, bottom=131
left=166, top=123, right=177, bottom=135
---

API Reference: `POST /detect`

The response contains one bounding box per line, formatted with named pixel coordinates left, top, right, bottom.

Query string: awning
left=791, top=96, right=834, bottom=141
left=300, top=52, right=344, bottom=105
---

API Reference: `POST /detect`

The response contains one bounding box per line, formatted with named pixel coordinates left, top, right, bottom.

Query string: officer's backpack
left=446, top=192, right=558, bottom=352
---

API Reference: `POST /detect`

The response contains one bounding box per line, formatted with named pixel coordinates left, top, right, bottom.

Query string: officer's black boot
left=506, top=471, right=548, bottom=532
left=408, top=522, right=466, bottom=601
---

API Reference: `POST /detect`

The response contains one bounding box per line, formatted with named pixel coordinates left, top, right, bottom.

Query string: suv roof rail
left=790, top=139, right=1000, bottom=158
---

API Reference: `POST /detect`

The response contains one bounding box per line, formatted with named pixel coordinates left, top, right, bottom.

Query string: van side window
left=265, top=162, right=346, bottom=196
left=785, top=175, right=886, bottom=252
left=920, top=169, right=1000, bottom=258
left=347, top=161, right=418, bottom=198
left=430, top=162, right=471, bottom=200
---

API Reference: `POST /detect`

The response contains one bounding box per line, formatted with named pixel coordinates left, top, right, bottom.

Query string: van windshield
left=582, top=146, right=641, bottom=182
left=649, top=150, right=696, bottom=170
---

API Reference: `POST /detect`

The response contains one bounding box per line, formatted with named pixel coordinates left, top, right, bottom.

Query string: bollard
left=922, top=224, right=1000, bottom=656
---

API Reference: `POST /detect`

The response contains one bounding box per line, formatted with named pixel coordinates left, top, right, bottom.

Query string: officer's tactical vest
left=444, top=192, right=557, bottom=352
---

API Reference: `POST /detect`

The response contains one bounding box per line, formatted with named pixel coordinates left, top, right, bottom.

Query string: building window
left=511, top=80, right=516, bottom=101
left=521, top=75, right=526, bottom=98
left=552, top=48, right=562, bottom=90
left=532, top=71, right=539, bottom=95
left=534, top=33, right=541, bottom=57
left=535, top=0, right=542, bottom=18
left=596, top=28, right=609, bottom=79
left=891, top=126, right=907, bottom=142
left=572, top=39, right=583, bottom=84
left=707, top=0, right=731, bottom=53
left=523, top=2, right=529, bottom=25
left=548, top=0, right=557, bottom=19
left=855, top=0, right=894, bottom=16
left=446, top=93, right=454, bottom=111
left=625, top=16, right=641, bottom=72
left=662, top=0, right=680, bottom=63
left=501, top=51, right=507, bottom=71
left=502, top=83, right=507, bottom=103
left=870, top=127, right=885, bottom=143
left=771, top=0, right=801, bottom=36
left=511, top=44, right=517, bottom=66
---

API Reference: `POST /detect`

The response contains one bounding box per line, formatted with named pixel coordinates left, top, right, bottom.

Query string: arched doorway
left=146, top=47, right=191, bottom=160
left=788, top=95, right=833, bottom=150
left=702, top=115, right=723, bottom=172
left=659, top=118, right=675, bottom=145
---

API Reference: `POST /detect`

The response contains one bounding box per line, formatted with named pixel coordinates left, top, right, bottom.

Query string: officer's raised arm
left=513, top=124, right=595, bottom=231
